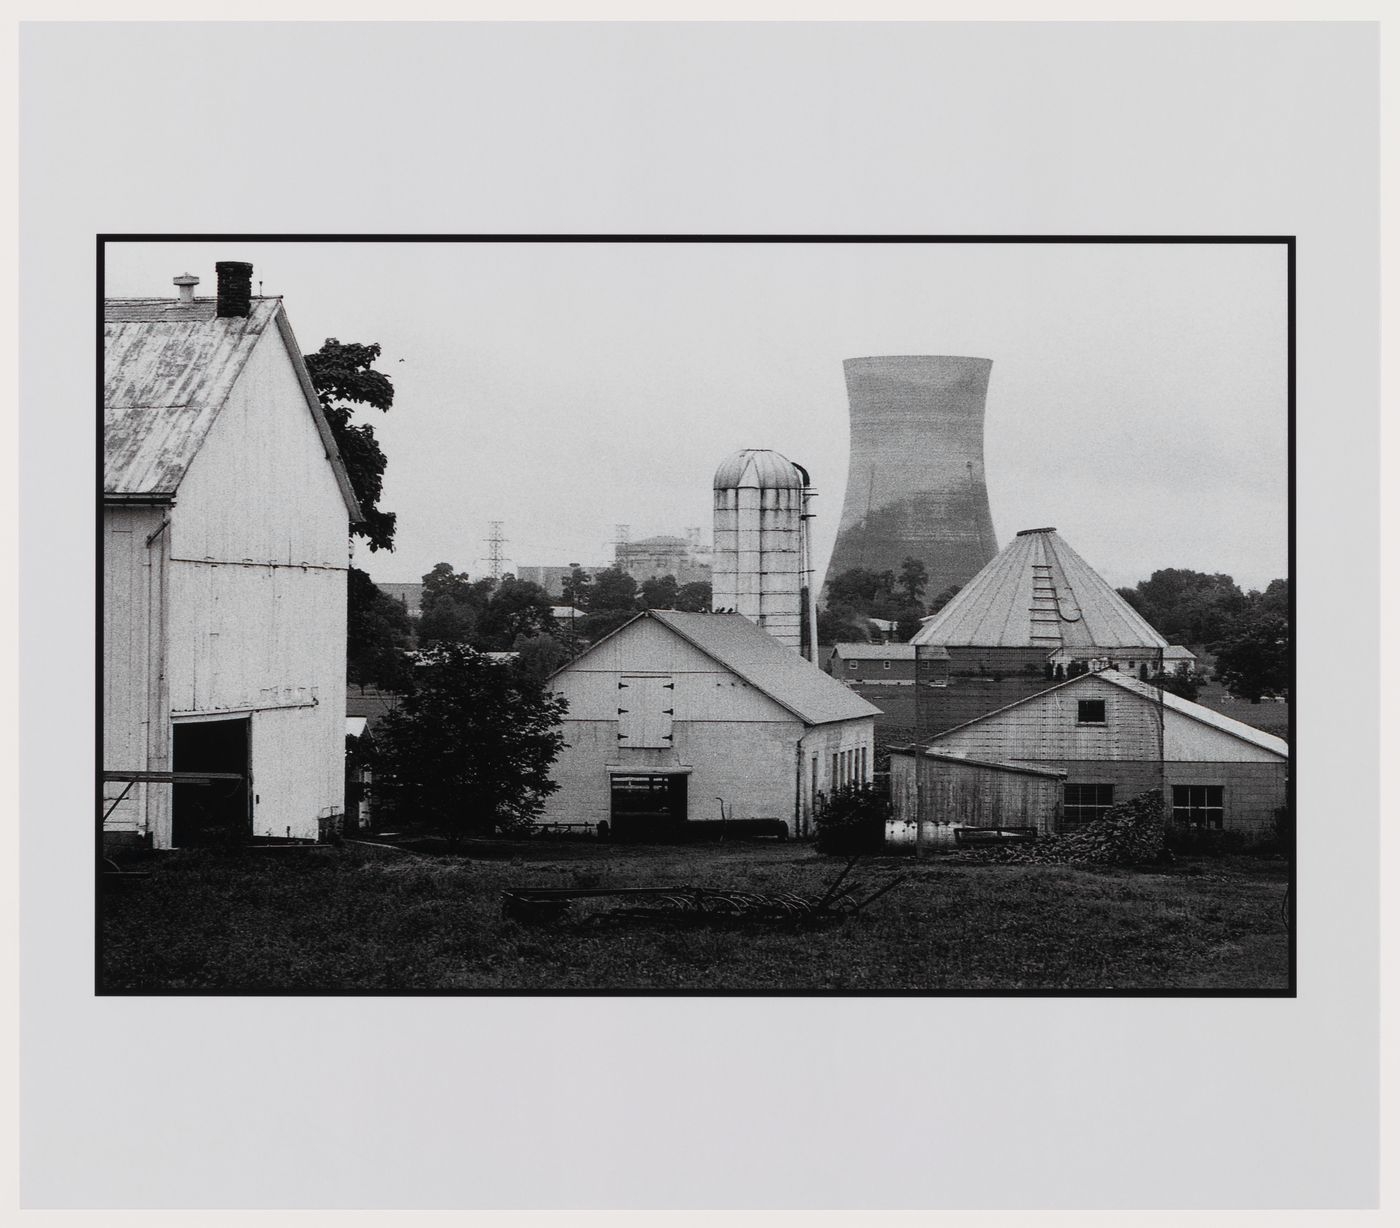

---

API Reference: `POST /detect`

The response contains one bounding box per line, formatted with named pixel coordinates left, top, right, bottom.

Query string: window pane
left=1077, top=699, right=1106, bottom=723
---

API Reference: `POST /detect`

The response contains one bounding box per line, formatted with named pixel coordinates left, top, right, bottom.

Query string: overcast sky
left=105, top=240, right=1288, bottom=592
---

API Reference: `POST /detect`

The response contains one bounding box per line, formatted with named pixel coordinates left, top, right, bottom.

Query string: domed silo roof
left=909, top=527, right=1168, bottom=650
left=713, top=448, right=805, bottom=491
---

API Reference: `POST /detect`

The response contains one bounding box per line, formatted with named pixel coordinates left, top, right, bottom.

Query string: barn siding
left=539, top=718, right=802, bottom=829
left=889, top=753, right=1063, bottom=833
left=112, top=320, right=350, bottom=846
left=250, top=704, right=343, bottom=841
left=544, top=619, right=875, bottom=836
left=102, top=505, right=170, bottom=840
left=171, top=323, right=347, bottom=569
left=923, top=674, right=1287, bottom=839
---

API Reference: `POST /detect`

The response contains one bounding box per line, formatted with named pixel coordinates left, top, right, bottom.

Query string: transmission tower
left=614, top=523, right=630, bottom=565
left=485, top=521, right=508, bottom=580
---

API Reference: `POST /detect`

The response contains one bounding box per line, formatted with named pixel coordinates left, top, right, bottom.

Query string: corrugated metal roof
left=648, top=611, right=880, bottom=725
left=930, top=667, right=1288, bottom=758
left=887, top=747, right=1068, bottom=779
left=560, top=610, right=880, bottom=726
left=713, top=448, right=805, bottom=491
left=909, top=527, right=1167, bottom=650
left=104, top=296, right=361, bottom=520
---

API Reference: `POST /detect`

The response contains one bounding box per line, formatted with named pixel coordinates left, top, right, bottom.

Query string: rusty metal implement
left=501, top=856, right=906, bottom=926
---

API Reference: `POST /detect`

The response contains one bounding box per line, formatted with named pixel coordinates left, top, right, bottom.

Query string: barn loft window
left=1076, top=698, right=1107, bottom=725
left=1173, top=784, right=1224, bottom=829
left=1063, top=783, right=1114, bottom=829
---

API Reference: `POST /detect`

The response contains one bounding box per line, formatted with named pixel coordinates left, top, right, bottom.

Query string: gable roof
left=930, top=667, right=1289, bottom=758
left=910, top=527, right=1167, bottom=651
left=557, top=609, right=881, bottom=726
left=104, top=296, right=362, bottom=520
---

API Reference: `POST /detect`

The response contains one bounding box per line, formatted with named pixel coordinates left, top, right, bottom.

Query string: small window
left=1173, top=785, right=1224, bottom=829
left=1064, top=783, right=1114, bottom=829
left=847, top=660, right=858, bottom=671
left=882, top=660, right=891, bottom=670
left=1077, top=699, right=1106, bottom=725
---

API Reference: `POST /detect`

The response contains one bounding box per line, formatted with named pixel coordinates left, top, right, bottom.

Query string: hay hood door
left=617, top=675, right=675, bottom=748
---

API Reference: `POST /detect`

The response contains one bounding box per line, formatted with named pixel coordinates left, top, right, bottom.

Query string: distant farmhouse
left=827, top=642, right=950, bottom=686
left=542, top=610, right=879, bottom=839
left=103, top=263, right=361, bottom=849
left=890, top=668, right=1288, bottom=842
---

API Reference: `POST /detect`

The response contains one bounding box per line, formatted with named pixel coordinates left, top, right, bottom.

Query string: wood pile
left=948, top=789, right=1169, bottom=867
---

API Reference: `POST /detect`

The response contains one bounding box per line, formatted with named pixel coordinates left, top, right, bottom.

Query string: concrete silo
left=712, top=449, right=818, bottom=656
left=825, top=356, right=999, bottom=601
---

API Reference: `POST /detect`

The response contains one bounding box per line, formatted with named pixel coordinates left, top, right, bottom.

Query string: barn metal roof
left=930, top=667, right=1289, bottom=758
left=558, top=610, right=880, bottom=726
left=909, top=527, right=1167, bottom=650
left=712, top=448, right=805, bottom=491
left=104, top=296, right=362, bottom=519
left=886, top=747, right=1068, bottom=779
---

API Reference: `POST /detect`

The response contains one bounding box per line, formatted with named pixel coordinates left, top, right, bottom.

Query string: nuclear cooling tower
left=824, top=355, right=999, bottom=601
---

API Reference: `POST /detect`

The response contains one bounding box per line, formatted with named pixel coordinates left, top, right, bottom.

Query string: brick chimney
left=215, top=261, right=254, bottom=318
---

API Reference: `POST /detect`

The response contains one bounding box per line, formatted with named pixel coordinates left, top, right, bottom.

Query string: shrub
left=815, top=783, right=889, bottom=855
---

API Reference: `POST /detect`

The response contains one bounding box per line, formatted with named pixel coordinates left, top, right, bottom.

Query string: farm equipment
left=501, top=855, right=905, bottom=927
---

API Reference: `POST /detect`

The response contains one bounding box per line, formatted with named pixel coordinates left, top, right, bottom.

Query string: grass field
left=100, top=840, right=1291, bottom=993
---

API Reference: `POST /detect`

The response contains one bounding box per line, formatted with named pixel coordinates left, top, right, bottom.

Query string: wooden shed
left=103, top=264, right=362, bottom=849
left=925, top=668, right=1289, bottom=841
left=888, top=749, right=1066, bottom=835
left=541, top=610, right=880, bottom=838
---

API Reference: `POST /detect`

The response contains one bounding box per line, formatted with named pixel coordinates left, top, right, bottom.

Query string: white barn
left=541, top=610, right=880, bottom=838
left=103, top=263, right=362, bottom=848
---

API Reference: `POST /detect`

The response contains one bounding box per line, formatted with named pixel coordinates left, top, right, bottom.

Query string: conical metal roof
left=908, top=527, right=1167, bottom=650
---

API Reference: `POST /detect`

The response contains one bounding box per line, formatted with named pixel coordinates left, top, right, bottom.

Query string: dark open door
left=172, top=718, right=250, bottom=847
left=609, top=773, right=688, bottom=842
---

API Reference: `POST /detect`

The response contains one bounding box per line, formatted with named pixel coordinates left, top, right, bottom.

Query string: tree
left=418, top=563, right=494, bottom=648
left=511, top=632, right=572, bottom=682
left=674, top=580, right=712, bottom=612
left=1213, top=612, right=1289, bottom=702
left=894, top=605, right=926, bottom=642
left=303, top=338, right=397, bottom=553
left=373, top=644, right=566, bottom=842
left=1120, top=568, right=1247, bottom=645
left=927, top=583, right=962, bottom=616
left=560, top=565, right=593, bottom=611
left=639, top=574, right=680, bottom=610
left=897, top=557, right=928, bottom=607
left=817, top=603, right=873, bottom=645
left=477, top=577, right=557, bottom=649
left=1150, top=665, right=1201, bottom=703
left=346, top=567, right=413, bottom=692
left=590, top=566, right=639, bottom=612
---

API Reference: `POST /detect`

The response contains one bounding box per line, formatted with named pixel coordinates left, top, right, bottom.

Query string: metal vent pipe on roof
left=215, top=261, right=254, bottom=318
left=173, top=273, right=199, bottom=305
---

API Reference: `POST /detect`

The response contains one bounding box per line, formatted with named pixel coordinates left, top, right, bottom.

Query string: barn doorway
left=172, top=717, right=250, bottom=847
left=608, top=773, right=688, bottom=842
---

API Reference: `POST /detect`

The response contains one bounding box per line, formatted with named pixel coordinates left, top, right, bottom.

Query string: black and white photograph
left=99, top=237, right=1293, bottom=994
left=20, top=15, right=1382, bottom=1216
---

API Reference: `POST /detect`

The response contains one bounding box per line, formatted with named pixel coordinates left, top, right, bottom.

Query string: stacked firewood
left=950, top=790, right=1169, bottom=867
